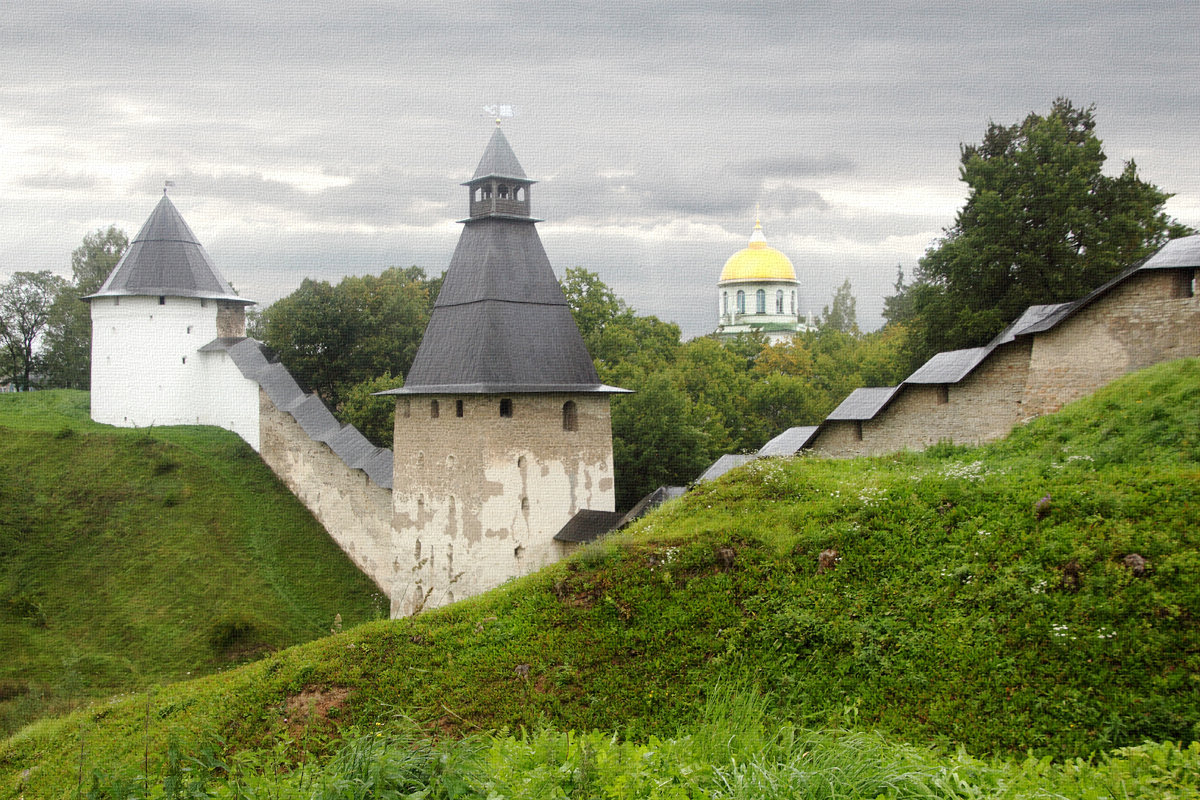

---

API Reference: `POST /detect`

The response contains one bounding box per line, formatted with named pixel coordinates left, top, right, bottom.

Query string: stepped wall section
left=804, top=264, right=1199, bottom=460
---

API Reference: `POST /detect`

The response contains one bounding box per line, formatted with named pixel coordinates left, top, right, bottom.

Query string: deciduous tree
left=887, top=98, right=1190, bottom=364
left=252, top=266, right=440, bottom=410
left=819, top=279, right=859, bottom=334
left=0, top=271, right=66, bottom=389
left=340, top=372, right=401, bottom=447
left=40, top=227, right=129, bottom=388
left=38, top=290, right=90, bottom=388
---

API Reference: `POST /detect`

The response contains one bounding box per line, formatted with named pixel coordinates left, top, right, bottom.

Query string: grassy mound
left=0, top=391, right=381, bottom=735
left=3, top=361, right=1199, bottom=796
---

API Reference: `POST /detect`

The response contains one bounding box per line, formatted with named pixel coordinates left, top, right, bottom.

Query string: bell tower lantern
left=466, top=123, right=535, bottom=220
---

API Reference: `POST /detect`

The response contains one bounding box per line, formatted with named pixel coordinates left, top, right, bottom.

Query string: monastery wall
left=808, top=419, right=866, bottom=459
left=812, top=341, right=1033, bottom=458
left=390, top=393, right=615, bottom=617
left=808, top=267, right=1198, bottom=460
left=193, top=349, right=261, bottom=450
left=1023, top=269, right=1200, bottom=415
left=257, top=389, right=394, bottom=598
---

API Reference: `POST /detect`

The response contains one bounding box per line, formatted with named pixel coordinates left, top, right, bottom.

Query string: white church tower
left=85, top=193, right=261, bottom=449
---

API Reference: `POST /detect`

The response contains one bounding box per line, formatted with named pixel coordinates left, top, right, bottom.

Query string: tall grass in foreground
left=74, top=692, right=1200, bottom=799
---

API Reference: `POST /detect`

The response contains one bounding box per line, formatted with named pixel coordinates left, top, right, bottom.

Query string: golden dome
left=719, top=220, right=797, bottom=283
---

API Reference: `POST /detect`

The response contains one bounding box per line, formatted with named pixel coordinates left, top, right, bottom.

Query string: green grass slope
left=3, top=361, right=1198, bottom=797
left=0, top=391, right=381, bottom=735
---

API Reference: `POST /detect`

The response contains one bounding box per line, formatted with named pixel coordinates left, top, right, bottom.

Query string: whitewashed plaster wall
left=90, top=296, right=260, bottom=449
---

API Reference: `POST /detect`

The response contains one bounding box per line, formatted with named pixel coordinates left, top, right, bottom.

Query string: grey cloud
left=737, top=155, right=857, bottom=179
left=541, top=163, right=829, bottom=225
left=19, top=170, right=102, bottom=191
left=3, top=1, right=1199, bottom=342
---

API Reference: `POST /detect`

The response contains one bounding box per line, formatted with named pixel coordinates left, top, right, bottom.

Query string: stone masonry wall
left=258, top=389, right=393, bottom=595
left=810, top=268, right=1198, bottom=460
left=391, top=393, right=615, bottom=617
left=811, top=342, right=1031, bottom=458
left=1023, top=269, right=1200, bottom=415
left=809, top=419, right=865, bottom=459
left=215, top=302, right=246, bottom=338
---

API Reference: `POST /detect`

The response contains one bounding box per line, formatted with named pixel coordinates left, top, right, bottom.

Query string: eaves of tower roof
left=385, top=132, right=625, bottom=396
left=85, top=195, right=251, bottom=304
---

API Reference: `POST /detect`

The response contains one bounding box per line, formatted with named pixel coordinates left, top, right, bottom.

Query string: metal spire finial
left=482, top=104, right=516, bottom=127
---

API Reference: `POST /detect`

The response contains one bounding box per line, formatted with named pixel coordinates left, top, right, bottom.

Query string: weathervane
left=164, top=180, right=175, bottom=196
left=482, top=104, right=516, bottom=127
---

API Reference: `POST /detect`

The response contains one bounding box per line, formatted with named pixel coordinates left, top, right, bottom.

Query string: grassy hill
left=0, top=391, right=381, bottom=736
left=3, top=361, right=1199, bottom=797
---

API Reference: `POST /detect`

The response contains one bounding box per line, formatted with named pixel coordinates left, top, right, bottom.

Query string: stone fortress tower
left=380, top=125, right=627, bottom=616
left=715, top=215, right=812, bottom=342
left=85, top=193, right=261, bottom=448
left=81, top=134, right=1200, bottom=618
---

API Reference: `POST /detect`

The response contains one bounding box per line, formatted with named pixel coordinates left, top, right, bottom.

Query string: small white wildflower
left=940, top=460, right=994, bottom=482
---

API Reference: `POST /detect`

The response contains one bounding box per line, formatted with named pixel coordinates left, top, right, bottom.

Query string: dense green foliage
left=40, top=227, right=129, bottom=389
left=0, top=391, right=380, bottom=736
left=0, top=228, right=129, bottom=390
left=886, top=98, right=1191, bottom=367
left=0, top=271, right=67, bottom=390
left=5, top=359, right=1197, bottom=797
left=253, top=265, right=911, bottom=506
left=562, top=268, right=912, bottom=508
left=49, top=697, right=1200, bottom=798
left=249, top=266, right=441, bottom=419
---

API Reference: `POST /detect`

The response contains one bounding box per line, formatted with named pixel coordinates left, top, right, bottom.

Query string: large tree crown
left=888, top=98, right=1190, bottom=367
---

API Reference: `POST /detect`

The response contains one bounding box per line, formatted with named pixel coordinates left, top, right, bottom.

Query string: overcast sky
left=3, top=1, right=1197, bottom=337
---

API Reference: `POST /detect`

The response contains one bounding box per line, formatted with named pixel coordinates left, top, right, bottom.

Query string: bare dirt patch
left=284, top=686, right=351, bottom=736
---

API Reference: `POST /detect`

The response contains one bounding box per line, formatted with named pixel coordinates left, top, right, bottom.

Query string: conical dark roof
left=385, top=133, right=622, bottom=395
left=85, top=195, right=250, bottom=304
left=469, top=126, right=529, bottom=182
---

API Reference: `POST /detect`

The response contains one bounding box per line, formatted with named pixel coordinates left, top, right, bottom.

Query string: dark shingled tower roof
left=471, top=126, right=529, bottom=182
left=85, top=194, right=250, bottom=304
left=384, top=128, right=624, bottom=395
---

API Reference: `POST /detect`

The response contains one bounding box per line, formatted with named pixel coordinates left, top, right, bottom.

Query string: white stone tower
left=381, top=126, right=627, bottom=616
left=86, top=194, right=261, bottom=448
